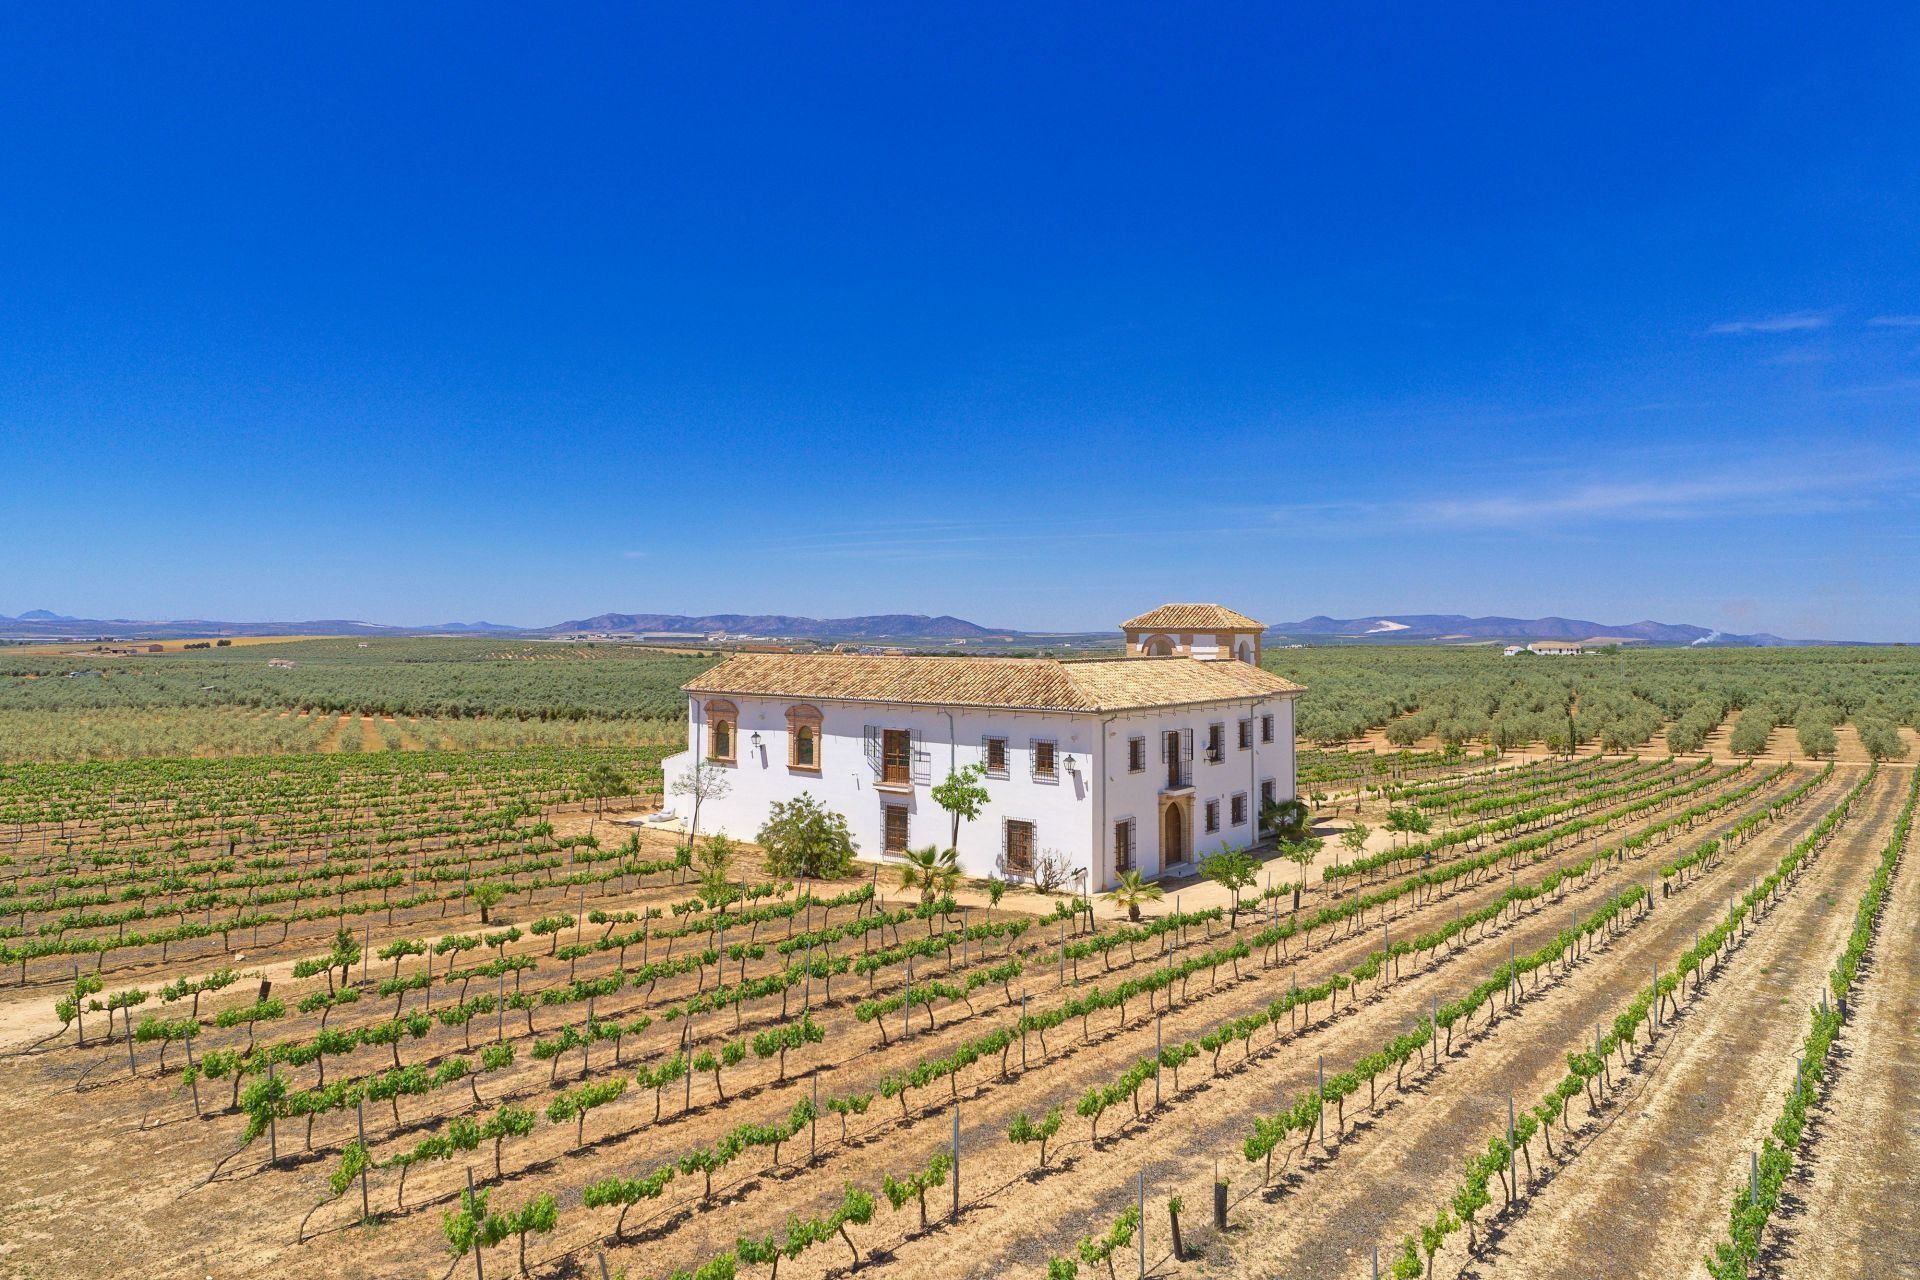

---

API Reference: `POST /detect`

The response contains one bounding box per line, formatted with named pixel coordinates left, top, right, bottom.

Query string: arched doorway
left=1162, top=805, right=1185, bottom=865
left=1143, top=634, right=1174, bottom=656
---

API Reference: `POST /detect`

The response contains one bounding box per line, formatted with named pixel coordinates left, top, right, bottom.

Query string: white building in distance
left=660, top=604, right=1303, bottom=892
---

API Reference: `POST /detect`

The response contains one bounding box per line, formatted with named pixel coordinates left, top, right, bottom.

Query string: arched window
left=705, top=699, right=738, bottom=763
left=786, top=703, right=823, bottom=771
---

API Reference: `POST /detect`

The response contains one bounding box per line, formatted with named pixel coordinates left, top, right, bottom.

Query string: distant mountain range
left=0, top=609, right=1844, bottom=646
left=547, top=612, right=1006, bottom=639
left=0, top=609, right=1008, bottom=642
left=1266, top=614, right=1799, bottom=647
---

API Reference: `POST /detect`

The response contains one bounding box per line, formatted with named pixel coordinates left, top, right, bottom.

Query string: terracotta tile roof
left=1119, top=603, right=1265, bottom=631
left=1062, top=657, right=1303, bottom=708
left=683, top=653, right=1302, bottom=712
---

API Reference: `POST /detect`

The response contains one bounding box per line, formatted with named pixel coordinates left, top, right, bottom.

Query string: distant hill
left=0, top=609, right=1005, bottom=642
left=0, top=607, right=1837, bottom=646
left=543, top=612, right=1005, bottom=639
left=0, top=613, right=407, bottom=639
left=1268, top=614, right=1798, bottom=647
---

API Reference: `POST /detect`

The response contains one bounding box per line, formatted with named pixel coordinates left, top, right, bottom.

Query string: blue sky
left=3, top=6, right=1918, bottom=640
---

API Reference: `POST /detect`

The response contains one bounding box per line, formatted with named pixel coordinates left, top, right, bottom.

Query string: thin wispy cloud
left=620, top=550, right=649, bottom=559
left=1868, top=314, right=1920, bottom=327
left=1706, top=312, right=1833, bottom=335
left=1256, top=447, right=1920, bottom=534
left=752, top=447, right=1917, bottom=569
left=1396, top=471, right=1865, bottom=528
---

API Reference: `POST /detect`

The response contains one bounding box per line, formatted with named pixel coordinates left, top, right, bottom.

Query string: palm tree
left=1101, top=869, right=1164, bottom=922
left=897, top=845, right=960, bottom=908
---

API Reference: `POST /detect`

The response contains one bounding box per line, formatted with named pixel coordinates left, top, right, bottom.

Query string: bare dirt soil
left=1759, top=823, right=1920, bottom=1279
left=1458, top=770, right=1903, bottom=1280
left=0, top=761, right=1904, bottom=1280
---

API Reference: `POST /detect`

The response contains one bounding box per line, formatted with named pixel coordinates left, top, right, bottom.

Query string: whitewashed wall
left=662, top=697, right=1099, bottom=886
left=1094, top=695, right=1297, bottom=886
left=662, top=692, right=1298, bottom=892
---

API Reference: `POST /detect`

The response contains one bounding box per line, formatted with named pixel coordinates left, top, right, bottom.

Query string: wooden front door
left=1163, top=805, right=1185, bottom=864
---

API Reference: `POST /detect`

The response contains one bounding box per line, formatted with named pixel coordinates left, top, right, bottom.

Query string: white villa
left=660, top=604, right=1304, bottom=892
left=1505, top=641, right=1588, bottom=657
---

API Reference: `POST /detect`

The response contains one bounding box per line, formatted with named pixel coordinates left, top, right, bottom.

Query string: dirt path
left=1762, top=819, right=1920, bottom=1279
left=1460, top=771, right=1903, bottom=1280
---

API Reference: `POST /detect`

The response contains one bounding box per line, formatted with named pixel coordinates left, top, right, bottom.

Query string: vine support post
left=1138, top=1170, right=1147, bottom=1279
left=356, top=1100, right=370, bottom=1221
left=467, top=1167, right=485, bottom=1280
left=1508, top=1094, right=1517, bottom=1202
left=1020, top=995, right=1029, bottom=1070
left=126, top=1012, right=137, bottom=1076
left=1317, top=1054, right=1325, bottom=1148
left=951, top=1100, right=961, bottom=1221
left=811, top=1072, right=819, bottom=1163
left=1750, top=1151, right=1759, bottom=1207
left=1155, top=1014, right=1163, bottom=1108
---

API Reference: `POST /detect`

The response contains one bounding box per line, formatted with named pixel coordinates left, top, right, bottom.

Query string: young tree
left=897, top=845, right=960, bottom=908
left=931, top=763, right=991, bottom=853
left=757, top=792, right=858, bottom=879
left=1279, top=838, right=1320, bottom=895
left=1100, top=869, right=1163, bottom=923
left=697, top=833, right=737, bottom=905
left=671, top=760, right=732, bottom=851
left=1201, top=849, right=1259, bottom=927
left=1339, top=822, right=1371, bottom=865
left=582, top=762, right=629, bottom=815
